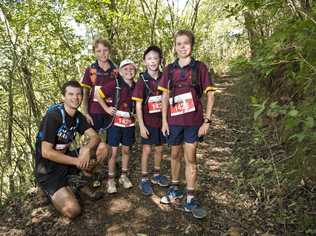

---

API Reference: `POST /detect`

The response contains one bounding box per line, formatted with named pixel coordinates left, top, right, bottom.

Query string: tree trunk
left=243, top=11, right=258, bottom=57
left=6, top=70, right=15, bottom=194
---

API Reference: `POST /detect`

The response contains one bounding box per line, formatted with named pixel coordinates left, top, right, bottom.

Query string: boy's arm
left=96, top=88, right=116, bottom=115
left=135, top=101, right=145, bottom=127
left=135, top=101, right=149, bottom=138
left=82, top=88, right=94, bottom=125
left=161, top=91, right=170, bottom=135
left=204, top=91, right=215, bottom=120
left=80, top=68, right=94, bottom=125
left=198, top=91, right=215, bottom=137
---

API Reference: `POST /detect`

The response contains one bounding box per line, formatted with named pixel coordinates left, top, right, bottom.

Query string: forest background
left=0, top=0, right=315, bottom=233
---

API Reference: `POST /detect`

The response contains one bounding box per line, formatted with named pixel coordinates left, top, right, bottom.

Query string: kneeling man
left=35, top=80, right=106, bottom=219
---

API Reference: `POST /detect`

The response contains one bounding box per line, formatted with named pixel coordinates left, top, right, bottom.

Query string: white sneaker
left=107, top=179, right=117, bottom=193
left=119, top=175, right=133, bottom=189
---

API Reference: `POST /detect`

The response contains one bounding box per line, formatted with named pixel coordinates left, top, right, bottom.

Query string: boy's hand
left=84, top=113, right=94, bottom=126
left=140, top=125, right=150, bottom=139
left=198, top=123, right=210, bottom=137
left=105, top=107, right=117, bottom=116
left=161, top=121, right=169, bottom=136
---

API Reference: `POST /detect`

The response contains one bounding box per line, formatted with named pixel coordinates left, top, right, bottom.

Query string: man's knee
left=61, top=201, right=81, bottom=219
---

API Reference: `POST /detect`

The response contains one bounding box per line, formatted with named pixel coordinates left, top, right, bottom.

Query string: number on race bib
left=147, top=95, right=162, bottom=113
left=169, top=92, right=195, bottom=116
left=113, top=110, right=135, bottom=127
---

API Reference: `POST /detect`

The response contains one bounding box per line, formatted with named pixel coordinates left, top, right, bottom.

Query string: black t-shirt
left=35, top=108, right=91, bottom=179
left=39, top=108, right=90, bottom=146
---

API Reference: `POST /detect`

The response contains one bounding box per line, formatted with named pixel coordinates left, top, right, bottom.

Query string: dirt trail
left=1, top=76, right=268, bottom=236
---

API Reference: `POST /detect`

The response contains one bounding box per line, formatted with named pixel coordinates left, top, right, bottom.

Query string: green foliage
left=229, top=0, right=316, bottom=233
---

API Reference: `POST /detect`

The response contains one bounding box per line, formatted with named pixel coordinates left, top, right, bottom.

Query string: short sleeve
left=198, top=62, right=216, bottom=94
left=41, top=111, right=61, bottom=144
left=157, top=66, right=170, bottom=93
left=132, top=77, right=145, bottom=102
left=98, top=79, right=116, bottom=99
left=77, top=112, right=92, bottom=135
left=80, top=67, right=92, bottom=90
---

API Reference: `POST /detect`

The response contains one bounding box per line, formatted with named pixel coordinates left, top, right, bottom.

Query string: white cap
left=119, top=59, right=136, bottom=69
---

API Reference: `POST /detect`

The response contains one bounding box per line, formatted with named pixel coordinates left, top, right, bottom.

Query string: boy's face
left=62, top=86, right=83, bottom=110
left=144, top=51, right=160, bottom=72
left=120, top=64, right=136, bottom=80
left=94, top=43, right=110, bottom=63
left=175, top=35, right=192, bottom=59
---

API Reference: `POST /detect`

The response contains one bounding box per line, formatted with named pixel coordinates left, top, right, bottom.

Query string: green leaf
left=304, top=117, right=314, bottom=128
left=289, top=133, right=305, bottom=142
left=288, top=110, right=298, bottom=117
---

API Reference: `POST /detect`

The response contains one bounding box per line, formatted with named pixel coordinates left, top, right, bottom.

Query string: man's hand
left=198, top=123, right=210, bottom=137
left=77, top=146, right=91, bottom=169
left=140, top=125, right=150, bottom=139
left=105, top=106, right=117, bottom=116
left=161, top=121, right=169, bottom=137
left=84, top=113, right=94, bottom=126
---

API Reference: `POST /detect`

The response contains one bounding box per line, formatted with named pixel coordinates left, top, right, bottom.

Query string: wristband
left=204, top=118, right=211, bottom=124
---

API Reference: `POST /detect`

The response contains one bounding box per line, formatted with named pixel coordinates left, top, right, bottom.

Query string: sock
left=108, top=173, right=115, bottom=180
left=141, top=172, right=148, bottom=181
left=153, top=167, right=160, bottom=177
left=187, top=189, right=195, bottom=203
left=171, top=180, right=180, bottom=190
left=121, top=169, right=128, bottom=177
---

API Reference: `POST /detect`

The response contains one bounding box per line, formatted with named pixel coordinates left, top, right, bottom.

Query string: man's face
left=94, top=43, right=110, bottom=63
left=62, top=86, right=83, bottom=110
left=175, top=35, right=192, bottom=59
left=144, top=51, right=160, bottom=72
left=120, top=64, right=136, bottom=80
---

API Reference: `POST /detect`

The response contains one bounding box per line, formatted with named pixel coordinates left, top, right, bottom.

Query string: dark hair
left=61, top=80, right=83, bottom=96
left=174, top=30, right=195, bottom=47
left=93, top=38, right=111, bottom=52
left=143, top=45, right=163, bottom=60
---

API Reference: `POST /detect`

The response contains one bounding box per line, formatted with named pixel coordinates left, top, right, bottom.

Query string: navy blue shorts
left=166, top=125, right=202, bottom=145
left=107, top=125, right=135, bottom=147
left=141, top=126, right=166, bottom=145
left=91, top=113, right=112, bottom=132
left=35, top=148, right=79, bottom=198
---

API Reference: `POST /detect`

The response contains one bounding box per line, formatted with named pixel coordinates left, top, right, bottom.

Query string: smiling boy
left=158, top=30, right=216, bottom=218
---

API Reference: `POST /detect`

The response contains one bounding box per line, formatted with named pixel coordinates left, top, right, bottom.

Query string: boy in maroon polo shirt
left=158, top=30, right=215, bottom=218
left=81, top=38, right=118, bottom=131
left=132, top=46, right=169, bottom=196
left=96, top=59, right=136, bottom=194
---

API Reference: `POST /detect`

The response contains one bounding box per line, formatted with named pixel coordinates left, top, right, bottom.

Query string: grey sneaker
left=107, top=179, right=117, bottom=194
left=119, top=175, right=133, bottom=189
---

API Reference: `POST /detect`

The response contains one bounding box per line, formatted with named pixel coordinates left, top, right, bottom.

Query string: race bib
left=169, top=92, right=195, bottom=116
left=113, top=110, right=135, bottom=127
left=147, top=95, right=162, bottom=113
left=93, top=86, right=101, bottom=102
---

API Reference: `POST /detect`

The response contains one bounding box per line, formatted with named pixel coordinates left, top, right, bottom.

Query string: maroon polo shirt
left=158, top=58, right=215, bottom=126
left=80, top=60, right=117, bottom=114
left=132, top=71, right=163, bottom=128
left=98, top=77, right=135, bottom=114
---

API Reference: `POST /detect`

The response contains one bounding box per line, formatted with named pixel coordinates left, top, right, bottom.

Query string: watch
left=204, top=118, right=211, bottom=124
